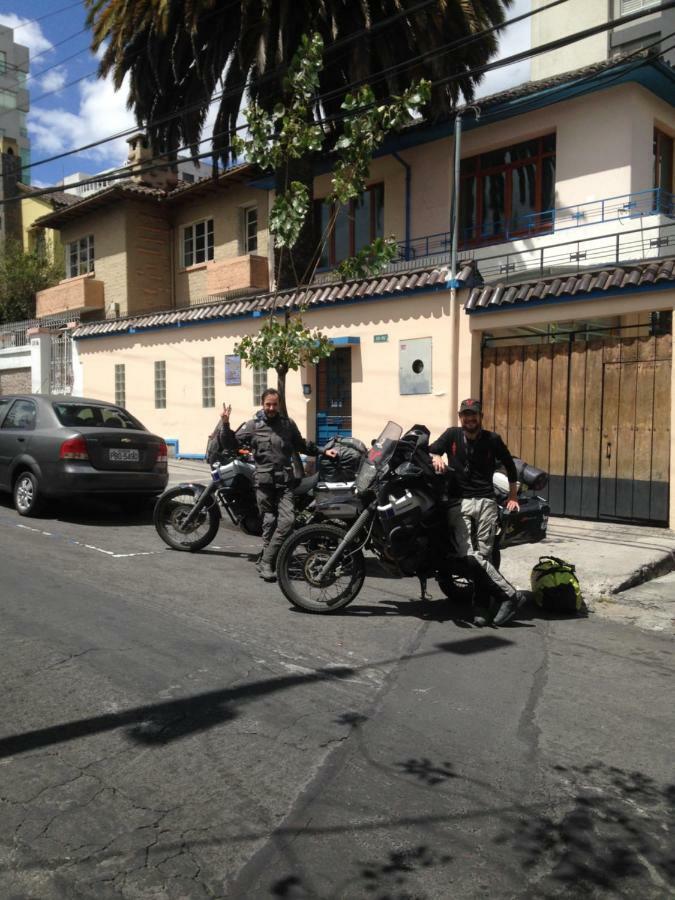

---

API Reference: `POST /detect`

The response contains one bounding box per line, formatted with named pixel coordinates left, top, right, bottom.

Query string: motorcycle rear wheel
left=276, top=524, right=365, bottom=613
left=154, top=486, right=220, bottom=551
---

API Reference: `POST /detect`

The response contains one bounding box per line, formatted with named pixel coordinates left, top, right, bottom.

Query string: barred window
left=253, top=367, right=268, bottom=405
left=182, top=218, right=214, bottom=267
left=154, top=360, right=166, bottom=409
left=202, top=356, right=215, bottom=407
left=114, top=364, right=126, bottom=407
left=66, top=235, right=95, bottom=278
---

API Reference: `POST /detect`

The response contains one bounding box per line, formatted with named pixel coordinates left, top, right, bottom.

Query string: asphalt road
left=0, top=488, right=673, bottom=900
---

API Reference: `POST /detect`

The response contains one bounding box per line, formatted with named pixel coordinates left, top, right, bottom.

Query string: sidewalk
left=500, top=517, right=675, bottom=634
left=166, top=461, right=675, bottom=633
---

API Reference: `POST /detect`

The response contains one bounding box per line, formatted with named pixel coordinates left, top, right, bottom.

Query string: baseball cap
left=459, top=398, right=482, bottom=414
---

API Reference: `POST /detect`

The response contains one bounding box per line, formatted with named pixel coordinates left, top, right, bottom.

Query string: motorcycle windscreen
left=356, top=421, right=403, bottom=493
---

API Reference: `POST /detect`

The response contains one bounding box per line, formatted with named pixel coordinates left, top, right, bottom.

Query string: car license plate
left=109, top=448, right=139, bottom=462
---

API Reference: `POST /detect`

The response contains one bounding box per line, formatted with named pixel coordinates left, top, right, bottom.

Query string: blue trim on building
left=164, top=437, right=206, bottom=460
left=329, top=336, right=360, bottom=346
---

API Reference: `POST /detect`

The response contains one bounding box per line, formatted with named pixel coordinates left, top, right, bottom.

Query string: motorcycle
left=274, top=422, right=549, bottom=613
left=153, top=433, right=367, bottom=552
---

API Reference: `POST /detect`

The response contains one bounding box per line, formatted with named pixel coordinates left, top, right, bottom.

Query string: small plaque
left=374, top=334, right=388, bottom=343
left=225, top=354, right=241, bottom=385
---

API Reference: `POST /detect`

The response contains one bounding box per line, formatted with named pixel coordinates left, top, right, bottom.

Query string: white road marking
left=4, top=517, right=164, bottom=559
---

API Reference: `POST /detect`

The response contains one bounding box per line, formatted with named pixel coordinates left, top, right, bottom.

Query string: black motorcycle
left=153, top=435, right=367, bottom=552
left=274, top=422, right=549, bottom=613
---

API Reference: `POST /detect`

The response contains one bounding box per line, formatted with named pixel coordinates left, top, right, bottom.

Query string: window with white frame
left=154, top=361, right=166, bottom=409
left=115, top=364, right=126, bottom=407
left=66, top=235, right=94, bottom=278
left=181, top=218, right=214, bottom=267
left=253, top=367, right=267, bottom=405
left=619, top=0, right=659, bottom=12
left=241, top=206, right=258, bottom=254
left=202, top=356, right=215, bottom=407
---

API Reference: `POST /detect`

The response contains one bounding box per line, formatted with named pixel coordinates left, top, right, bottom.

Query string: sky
left=2, top=0, right=532, bottom=189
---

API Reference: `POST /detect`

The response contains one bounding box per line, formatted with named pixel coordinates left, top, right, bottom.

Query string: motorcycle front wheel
left=276, top=523, right=365, bottom=613
left=154, top=485, right=220, bottom=551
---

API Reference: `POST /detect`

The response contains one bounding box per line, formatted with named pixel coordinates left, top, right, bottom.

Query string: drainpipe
left=447, top=107, right=479, bottom=416
left=447, top=112, right=463, bottom=418
left=392, top=152, right=411, bottom=260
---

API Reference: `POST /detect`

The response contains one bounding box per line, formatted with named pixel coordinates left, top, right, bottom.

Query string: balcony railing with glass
left=395, top=187, right=675, bottom=262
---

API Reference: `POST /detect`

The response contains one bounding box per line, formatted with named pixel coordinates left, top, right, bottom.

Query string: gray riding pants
left=256, top=483, right=295, bottom=565
left=448, top=497, right=516, bottom=598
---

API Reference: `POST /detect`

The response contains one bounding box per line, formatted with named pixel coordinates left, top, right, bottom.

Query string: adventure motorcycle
left=153, top=434, right=366, bottom=552
left=274, top=422, right=549, bottom=613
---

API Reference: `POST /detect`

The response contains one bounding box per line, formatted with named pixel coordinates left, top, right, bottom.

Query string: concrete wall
left=0, top=367, right=30, bottom=393
left=531, top=0, right=609, bottom=82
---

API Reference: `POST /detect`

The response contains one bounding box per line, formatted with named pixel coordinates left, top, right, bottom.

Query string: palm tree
left=86, top=0, right=512, bottom=285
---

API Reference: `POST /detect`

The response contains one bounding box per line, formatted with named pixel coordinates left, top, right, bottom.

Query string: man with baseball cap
left=428, top=398, right=526, bottom=625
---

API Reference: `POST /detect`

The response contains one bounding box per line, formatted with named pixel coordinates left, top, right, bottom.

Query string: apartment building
left=35, top=54, right=675, bottom=527
left=0, top=23, right=30, bottom=245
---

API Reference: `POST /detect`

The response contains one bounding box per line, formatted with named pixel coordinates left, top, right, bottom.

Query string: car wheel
left=13, top=471, right=43, bottom=517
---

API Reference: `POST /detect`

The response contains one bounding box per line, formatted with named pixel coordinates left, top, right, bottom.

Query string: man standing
left=218, top=389, right=334, bottom=582
left=429, top=399, right=526, bottom=626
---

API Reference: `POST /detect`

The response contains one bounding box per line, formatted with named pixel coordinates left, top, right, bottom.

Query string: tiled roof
left=466, top=259, right=675, bottom=311
left=72, top=261, right=477, bottom=339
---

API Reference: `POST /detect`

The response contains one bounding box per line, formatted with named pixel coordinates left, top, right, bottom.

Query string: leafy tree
left=87, top=0, right=512, bottom=285
left=0, top=241, right=64, bottom=324
left=232, top=33, right=429, bottom=414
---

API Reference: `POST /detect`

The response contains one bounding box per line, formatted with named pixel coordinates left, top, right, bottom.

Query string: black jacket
left=218, top=413, right=317, bottom=483
left=428, top=427, right=517, bottom=499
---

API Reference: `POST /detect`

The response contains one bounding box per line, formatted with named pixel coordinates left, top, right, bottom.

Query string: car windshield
left=53, top=403, right=144, bottom=430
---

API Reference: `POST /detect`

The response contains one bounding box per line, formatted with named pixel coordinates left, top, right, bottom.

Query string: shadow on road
left=0, top=493, right=156, bottom=527
left=0, top=637, right=512, bottom=758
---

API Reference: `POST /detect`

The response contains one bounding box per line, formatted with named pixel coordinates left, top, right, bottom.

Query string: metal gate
left=481, top=334, right=671, bottom=525
left=49, top=330, right=74, bottom=395
left=316, top=348, right=352, bottom=443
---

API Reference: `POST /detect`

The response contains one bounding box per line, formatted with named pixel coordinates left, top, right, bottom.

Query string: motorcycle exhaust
left=317, top=504, right=374, bottom=581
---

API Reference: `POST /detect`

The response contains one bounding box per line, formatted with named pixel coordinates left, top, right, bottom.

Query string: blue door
left=316, top=348, right=352, bottom=443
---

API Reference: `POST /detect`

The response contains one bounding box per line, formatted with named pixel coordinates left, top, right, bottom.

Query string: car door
left=0, top=398, right=38, bottom=489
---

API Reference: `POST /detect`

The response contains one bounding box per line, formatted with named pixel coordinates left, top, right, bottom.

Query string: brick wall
left=125, top=201, right=172, bottom=316
left=0, top=368, right=31, bottom=393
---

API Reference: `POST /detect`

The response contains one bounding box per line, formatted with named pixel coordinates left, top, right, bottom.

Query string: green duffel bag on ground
left=530, top=556, right=584, bottom=614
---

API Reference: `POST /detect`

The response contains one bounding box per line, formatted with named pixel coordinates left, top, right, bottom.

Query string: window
left=460, top=134, right=556, bottom=246
left=154, top=361, right=166, bottom=409
left=53, top=403, right=142, bottom=429
left=653, top=128, right=673, bottom=207
left=202, top=356, right=215, bottom=407
left=253, top=367, right=268, bottom=405
left=620, top=0, right=659, bottom=13
left=181, top=218, right=214, bottom=267
left=2, top=399, right=37, bottom=430
left=66, top=235, right=94, bottom=278
left=242, top=206, right=258, bottom=254
left=0, top=51, right=6, bottom=75
left=20, top=148, right=31, bottom=185
left=182, top=172, right=195, bottom=183
left=0, top=89, right=15, bottom=109
left=316, top=184, right=384, bottom=267
left=115, top=364, right=126, bottom=408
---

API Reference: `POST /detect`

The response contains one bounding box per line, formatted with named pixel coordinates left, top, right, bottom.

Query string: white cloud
left=28, top=72, right=138, bottom=172
left=0, top=14, right=53, bottom=58
left=475, top=0, right=532, bottom=99
left=40, top=67, right=67, bottom=93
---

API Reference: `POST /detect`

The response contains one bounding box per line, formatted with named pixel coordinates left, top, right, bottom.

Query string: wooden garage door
left=481, top=334, right=671, bottom=524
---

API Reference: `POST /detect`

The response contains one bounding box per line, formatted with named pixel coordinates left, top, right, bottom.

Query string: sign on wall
left=225, top=354, right=241, bottom=386
left=399, top=338, right=432, bottom=395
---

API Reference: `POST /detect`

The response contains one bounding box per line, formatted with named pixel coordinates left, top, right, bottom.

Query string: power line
left=21, top=0, right=568, bottom=174
left=11, top=1, right=84, bottom=30
left=14, top=0, right=675, bottom=194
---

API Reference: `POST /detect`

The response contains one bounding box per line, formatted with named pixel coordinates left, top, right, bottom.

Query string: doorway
left=316, top=348, right=352, bottom=443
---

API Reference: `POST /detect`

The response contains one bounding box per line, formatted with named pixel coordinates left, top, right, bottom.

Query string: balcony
left=206, top=254, right=269, bottom=298
left=35, top=275, right=104, bottom=318
left=395, top=188, right=675, bottom=262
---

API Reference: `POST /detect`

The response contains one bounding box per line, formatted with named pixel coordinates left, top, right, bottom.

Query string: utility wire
left=12, top=0, right=675, bottom=197
left=11, top=1, right=85, bottom=29
left=20, top=0, right=571, bottom=174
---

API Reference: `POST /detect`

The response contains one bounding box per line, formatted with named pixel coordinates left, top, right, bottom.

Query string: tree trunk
left=276, top=366, right=288, bottom=416
left=274, top=153, right=318, bottom=290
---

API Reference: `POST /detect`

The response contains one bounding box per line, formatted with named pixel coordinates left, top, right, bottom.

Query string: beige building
left=35, top=56, right=675, bottom=527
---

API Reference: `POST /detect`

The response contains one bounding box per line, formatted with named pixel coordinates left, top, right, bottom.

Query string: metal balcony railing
left=395, top=187, right=675, bottom=262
